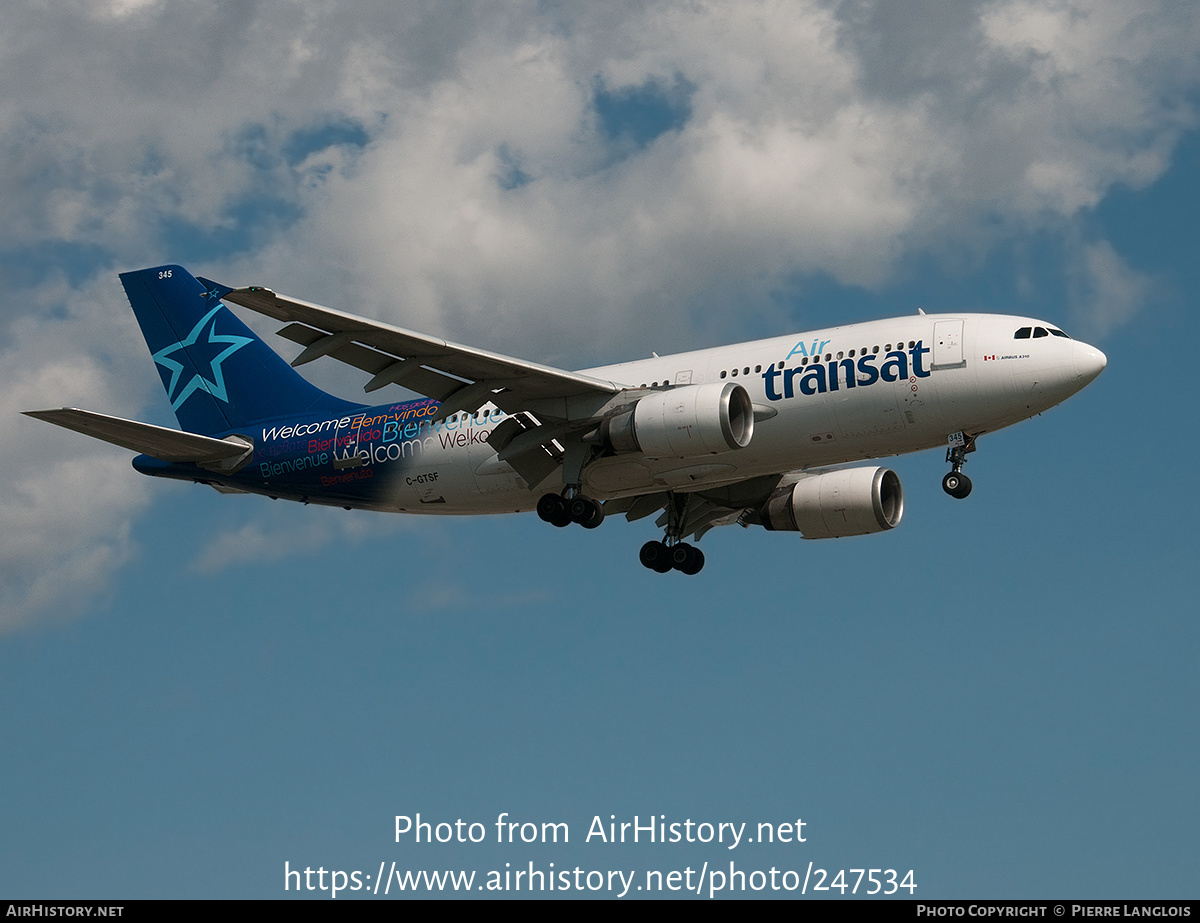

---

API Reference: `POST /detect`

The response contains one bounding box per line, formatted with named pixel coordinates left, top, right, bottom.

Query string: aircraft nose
left=1074, top=341, right=1107, bottom=385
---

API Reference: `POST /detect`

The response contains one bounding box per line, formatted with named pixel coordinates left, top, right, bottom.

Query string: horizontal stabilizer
left=24, top=408, right=252, bottom=465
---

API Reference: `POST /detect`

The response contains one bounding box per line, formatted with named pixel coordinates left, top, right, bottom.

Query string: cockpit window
left=1048, top=328, right=1070, bottom=338
left=1014, top=327, right=1032, bottom=339
left=1033, top=327, right=1048, bottom=338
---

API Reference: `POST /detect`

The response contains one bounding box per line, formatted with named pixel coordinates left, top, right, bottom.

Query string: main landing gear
left=942, top=432, right=976, bottom=500
left=537, top=438, right=606, bottom=528
left=537, top=491, right=604, bottom=529
left=639, top=539, right=705, bottom=575
left=639, top=491, right=705, bottom=575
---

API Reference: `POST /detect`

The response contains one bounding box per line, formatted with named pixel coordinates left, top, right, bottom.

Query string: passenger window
left=1014, top=327, right=1031, bottom=339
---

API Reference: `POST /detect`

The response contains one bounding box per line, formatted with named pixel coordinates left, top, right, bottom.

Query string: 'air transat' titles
left=762, top=340, right=931, bottom=401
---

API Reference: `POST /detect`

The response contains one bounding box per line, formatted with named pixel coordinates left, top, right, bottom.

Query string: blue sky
left=1, top=0, right=1197, bottom=900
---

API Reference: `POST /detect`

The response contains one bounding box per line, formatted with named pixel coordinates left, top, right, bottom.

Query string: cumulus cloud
left=1068, top=238, right=1157, bottom=338
left=0, top=274, right=158, bottom=631
left=189, top=506, right=413, bottom=575
left=236, top=0, right=1198, bottom=362
left=2, top=0, right=1197, bottom=628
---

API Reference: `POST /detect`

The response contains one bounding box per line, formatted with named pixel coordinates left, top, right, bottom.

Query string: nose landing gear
left=943, top=432, right=976, bottom=499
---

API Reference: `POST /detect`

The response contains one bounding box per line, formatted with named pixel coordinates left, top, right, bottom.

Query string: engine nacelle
left=762, top=467, right=903, bottom=538
left=600, top=382, right=754, bottom=458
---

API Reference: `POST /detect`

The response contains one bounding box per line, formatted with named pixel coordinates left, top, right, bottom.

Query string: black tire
left=671, top=543, right=706, bottom=575
left=942, top=471, right=972, bottom=499
left=670, top=543, right=695, bottom=571
left=639, top=541, right=672, bottom=573
left=568, top=496, right=605, bottom=528
left=579, top=500, right=605, bottom=530
left=537, top=493, right=564, bottom=523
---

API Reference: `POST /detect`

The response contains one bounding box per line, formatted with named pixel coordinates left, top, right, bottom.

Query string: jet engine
left=596, top=381, right=754, bottom=458
left=761, top=466, right=903, bottom=538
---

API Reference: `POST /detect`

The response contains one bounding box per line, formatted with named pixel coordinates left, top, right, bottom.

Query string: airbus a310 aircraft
left=26, top=265, right=1106, bottom=575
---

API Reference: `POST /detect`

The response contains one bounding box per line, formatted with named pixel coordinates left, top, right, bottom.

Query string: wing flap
left=24, top=408, right=252, bottom=465
left=276, top=322, right=470, bottom=401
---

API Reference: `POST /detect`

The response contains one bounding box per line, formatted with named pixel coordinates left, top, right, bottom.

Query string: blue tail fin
left=121, top=265, right=362, bottom=435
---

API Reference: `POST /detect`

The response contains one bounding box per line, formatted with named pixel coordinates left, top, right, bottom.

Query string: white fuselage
left=361, top=313, right=1104, bottom=513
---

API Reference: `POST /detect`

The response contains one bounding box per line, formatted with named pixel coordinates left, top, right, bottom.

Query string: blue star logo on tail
left=151, top=305, right=253, bottom=411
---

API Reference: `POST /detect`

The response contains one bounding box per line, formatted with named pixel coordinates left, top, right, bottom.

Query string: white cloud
left=189, top=506, right=414, bottom=575
left=0, top=274, right=158, bottom=632
left=235, top=0, right=1198, bottom=362
left=1068, top=238, right=1156, bottom=338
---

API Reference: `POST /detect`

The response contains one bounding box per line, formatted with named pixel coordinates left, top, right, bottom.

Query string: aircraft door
left=932, top=320, right=966, bottom=370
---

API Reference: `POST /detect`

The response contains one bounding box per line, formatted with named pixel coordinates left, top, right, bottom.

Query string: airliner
left=25, top=265, right=1106, bottom=575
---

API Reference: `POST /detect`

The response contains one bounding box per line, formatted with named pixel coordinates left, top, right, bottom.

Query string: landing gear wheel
left=942, top=471, right=972, bottom=499
left=639, top=541, right=673, bottom=573
left=569, top=496, right=605, bottom=529
left=670, top=543, right=705, bottom=575
left=536, top=493, right=572, bottom=527
left=641, top=491, right=706, bottom=574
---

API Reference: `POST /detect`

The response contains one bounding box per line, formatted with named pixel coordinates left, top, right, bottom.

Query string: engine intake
left=762, top=467, right=903, bottom=538
left=599, top=382, right=754, bottom=458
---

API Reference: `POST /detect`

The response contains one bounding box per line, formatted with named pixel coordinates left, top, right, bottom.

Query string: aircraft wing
left=23, top=408, right=252, bottom=466
left=211, top=281, right=623, bottom=421
left=604, top=473, right=785, bottom=542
